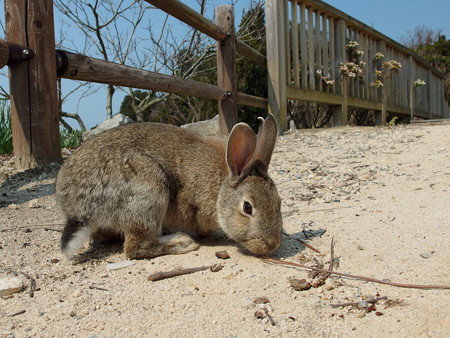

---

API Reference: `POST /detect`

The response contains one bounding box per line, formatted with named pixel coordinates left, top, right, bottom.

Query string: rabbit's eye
left=243, top=201, right=253, bottom=215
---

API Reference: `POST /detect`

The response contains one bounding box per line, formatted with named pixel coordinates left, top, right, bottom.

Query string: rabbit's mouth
left=241, top=237, right=280, bottom=255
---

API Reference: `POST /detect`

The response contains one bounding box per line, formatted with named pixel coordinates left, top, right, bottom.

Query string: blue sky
left=1, top=0, right=449, bottom=130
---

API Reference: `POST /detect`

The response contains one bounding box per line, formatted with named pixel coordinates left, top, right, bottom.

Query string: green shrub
left=0, top=102, right=12, bottom=154
left=60, top=128, right=82, bottom=149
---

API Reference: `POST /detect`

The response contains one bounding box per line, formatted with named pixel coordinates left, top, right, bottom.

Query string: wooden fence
left=1, top=0, right=448, bottom=168
left=266, top=0, right=449, bottom=129
left=2, top=0, right=267, bottom=167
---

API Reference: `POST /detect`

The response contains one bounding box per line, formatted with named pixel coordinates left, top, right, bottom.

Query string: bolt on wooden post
left=5, top=0, right=61, bottom=168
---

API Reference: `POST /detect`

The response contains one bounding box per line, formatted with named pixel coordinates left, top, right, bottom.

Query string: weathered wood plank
left=237, top=93, right=268, bottom=109
left=266, top=0, right=287, bottom=131
left=299, top=2, right=307, bottom=88
left=285, top=2, right=291, bottom=87
left=57, top=51, right=228, bottom=101
left=307, top=7, right=315, bottom=89
left=0, top=39, right=9, bottom=68
left=145, top=0, right=265, bottom=66
left=216, top=5, right=237, bottom=136
left=6, top=0, right=61, bottom=168
left=321, top=14, right=329, bottom=92
left=291, top=1, right=299, bottom=87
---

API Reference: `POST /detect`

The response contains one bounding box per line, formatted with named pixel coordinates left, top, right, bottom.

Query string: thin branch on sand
left=261, top=257, right=450, bottom=290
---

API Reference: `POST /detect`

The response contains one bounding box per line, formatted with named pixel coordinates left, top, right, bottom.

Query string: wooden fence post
left=333, top=18, right=348, bottom=126
left=408, top=55, right=414, bottom=120
left=375, top=40, right=387, bottom=125
left=5, top=0, right=61, bottom=168
left=216, top=5, right=237, bottom=137
left=265, top=0, right=287, bottom=132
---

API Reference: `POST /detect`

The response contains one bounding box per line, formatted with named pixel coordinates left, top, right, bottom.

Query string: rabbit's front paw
left=160, top=232, right=200, bottom=254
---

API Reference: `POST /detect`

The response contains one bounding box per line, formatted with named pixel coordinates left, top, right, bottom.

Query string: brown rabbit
left=56, top=115, right=282, bottom=259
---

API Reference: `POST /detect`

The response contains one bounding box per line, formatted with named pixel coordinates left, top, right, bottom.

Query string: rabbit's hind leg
left=124, top=228, right=199, bottom=259
left=61, top=218, right=92, bottom=258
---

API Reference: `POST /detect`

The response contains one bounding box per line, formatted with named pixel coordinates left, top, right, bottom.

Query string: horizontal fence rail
left=266, top=0, right=449, bottom=129
left=145, top=0, right=266, bottom=66
left=3, top=0, right=268, bottom=167
left=56, top=51, right=230, bottom=101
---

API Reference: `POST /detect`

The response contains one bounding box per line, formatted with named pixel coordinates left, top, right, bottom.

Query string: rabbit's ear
left=226, top=123, right=257, bottom=177
left=253, top=115, right=278, bottom=174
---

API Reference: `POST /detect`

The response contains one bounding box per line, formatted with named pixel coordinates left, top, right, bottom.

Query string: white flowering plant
left=413, top=79, right=426, bottom=87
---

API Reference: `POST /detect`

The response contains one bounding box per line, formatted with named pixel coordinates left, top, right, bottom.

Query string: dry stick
left=261, top=257, right=450, bottom=290
left=330, top=296, right=388, bottom=308
left=44, top=228, right=63, bottom=233
left=328, top=237, right=335, bottom=272
left=1, top=223, right=65, bottom=232
left=321, top=237, right=335, bottom=280
left=263, top=308, right=276, bottom=326
left=19, top=271, right=36, bottom=297
left=296, top=239, right=321, bottom=253
left=9, top=310, right=26, bottom=317
left=148, top=266, right=210, bottom=282
left=89, top=285, right=109, bottom=291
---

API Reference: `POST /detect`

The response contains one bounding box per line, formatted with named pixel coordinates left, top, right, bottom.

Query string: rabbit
left=56, top=114, right=282, bottom=260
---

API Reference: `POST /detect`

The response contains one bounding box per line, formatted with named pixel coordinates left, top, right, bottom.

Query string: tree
left=55, top=0, right=149, bottom=119
left=402, top=26, right=450, bottom=101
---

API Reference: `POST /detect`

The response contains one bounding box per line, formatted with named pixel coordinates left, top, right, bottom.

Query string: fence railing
left=266, top=0, right=449, bottom=129
left=3, top=0, right=449, bottom=167
left=2, top=0, right=267, bottom=167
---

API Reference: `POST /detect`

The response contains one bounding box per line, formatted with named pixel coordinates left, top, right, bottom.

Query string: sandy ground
left=0, top=123, right=449, bottom=337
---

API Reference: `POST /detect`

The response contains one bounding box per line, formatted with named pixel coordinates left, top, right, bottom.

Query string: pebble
left=106, top=260, right=135, bottom=270
left=0, top=277, right=23, bottom=296
left=27, top=199, right=41, bottom=209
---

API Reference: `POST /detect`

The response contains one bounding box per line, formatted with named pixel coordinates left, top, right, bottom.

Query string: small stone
left=106, top=260, right=135, bottom=270
left=290, top=278, right=312, bottom=291
left=253, top=296, right=270, bottom=304
left=254, top=310, right=266, bottom=319
left=420, top=252, right=432, bottom=259
left=0, top=277, right=23, bottom=296
left=27, top=199, right=41, bottom=209
left=7, top=204, right=18, bottom=210
left=215, top=250, right=230, bottom=259
left=209, top=264, right=224, bottom=272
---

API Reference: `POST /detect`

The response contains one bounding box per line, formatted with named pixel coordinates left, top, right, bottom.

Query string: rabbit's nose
left=267, top=236, right=281, bottom=252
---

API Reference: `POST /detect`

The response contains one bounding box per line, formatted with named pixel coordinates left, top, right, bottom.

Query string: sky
left=1, top=0, right=449, bottom=130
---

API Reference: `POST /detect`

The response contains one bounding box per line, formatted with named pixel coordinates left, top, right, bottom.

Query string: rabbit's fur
left=56, top=115, right=282, bottom=259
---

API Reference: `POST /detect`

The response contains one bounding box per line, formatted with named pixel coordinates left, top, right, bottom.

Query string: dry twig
left=9, top=310, right=26, bottom=317
left=148, top=264, right=223, bottom=282
left=1, top=223, right=64, bottom=233
left=296, top=239, right=321, bottom=253
left=89, top=285, right=109, bottom=291
left=261, top=257, right=450, bottom=290
left=330, top=296, right=388, bottom=308
left=19, top=271, right=36, bottom=297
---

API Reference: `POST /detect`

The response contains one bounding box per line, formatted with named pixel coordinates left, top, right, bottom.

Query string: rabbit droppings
left=56, top=115, right=282, bottom=260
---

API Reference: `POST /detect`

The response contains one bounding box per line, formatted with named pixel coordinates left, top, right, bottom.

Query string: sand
left=1, top=122, right=449, bottom=337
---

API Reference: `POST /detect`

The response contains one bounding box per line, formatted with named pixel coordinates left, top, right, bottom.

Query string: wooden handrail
left=57, top=50, right=229, bottom=101
left=144, top=0, right=266, bottom=66
left=298, top=0, right=445, bottom=79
